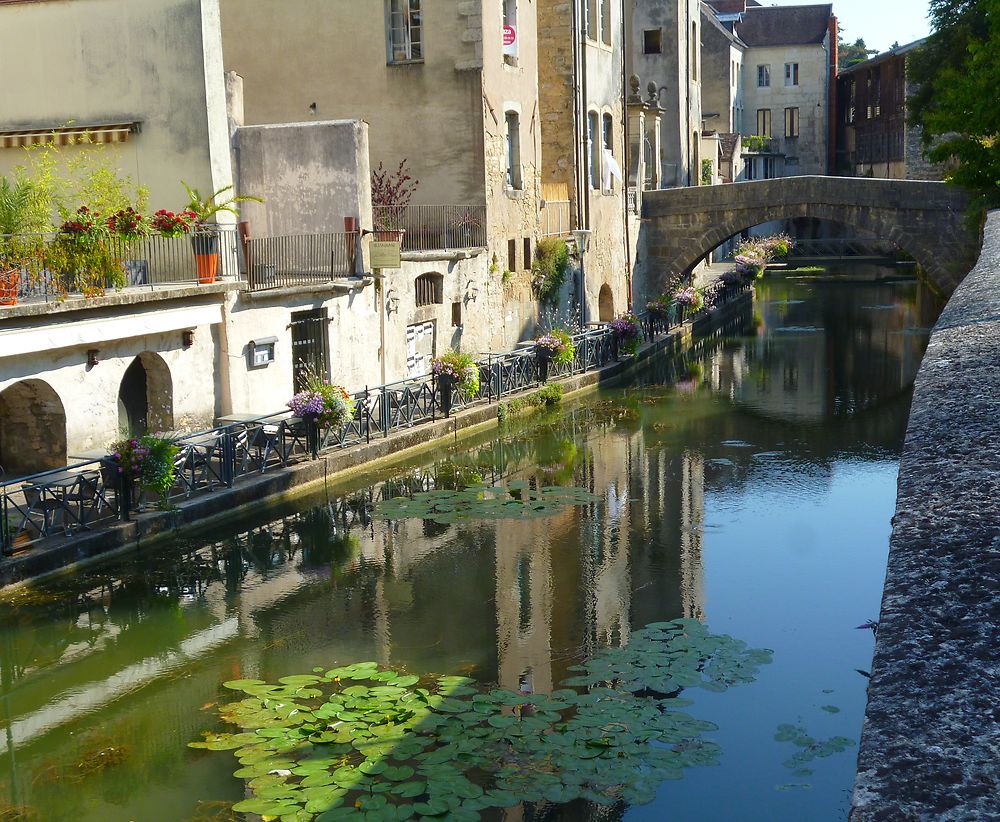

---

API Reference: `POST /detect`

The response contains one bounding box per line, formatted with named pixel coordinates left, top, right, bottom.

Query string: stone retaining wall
left=851, top=211, right=1000, bottom=820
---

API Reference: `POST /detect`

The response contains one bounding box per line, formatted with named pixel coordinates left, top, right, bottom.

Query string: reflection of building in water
left=679, top=450, right=706, bottom=621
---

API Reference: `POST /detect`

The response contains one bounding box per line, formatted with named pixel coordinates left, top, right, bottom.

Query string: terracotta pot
left=0, top=267, right=20, bottom=306
left=191, top=233, right=220, bottom=285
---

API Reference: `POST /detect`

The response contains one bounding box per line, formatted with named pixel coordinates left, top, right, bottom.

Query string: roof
left=719, top=133, right=741, bottom=160
left=701, top=2, right=747, bottom=48
left=839, top=37, right=928, bottom=76
left=734, top=4, right=833, bottom=48
left=705, top=0, right=762, bottom=13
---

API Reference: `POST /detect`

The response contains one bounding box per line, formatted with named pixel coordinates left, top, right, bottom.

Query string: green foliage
left=741, top=134, right=771, bottom=153
left=838, top=34, right=877, bottom=67
left=909, top=0, right=1000, bottom=211
left=432, top=351, right=480, bottom=395
left=531, top=238, right=570, bottom=304
left=182, top=182, right=262, bottom=225
left=701, top=158, right=713, bottom=186
left=192, top=619, right=772, bottom=819
left=109, top=434, right=181, bottom=508
left=497, top=383, right=564, bottom=423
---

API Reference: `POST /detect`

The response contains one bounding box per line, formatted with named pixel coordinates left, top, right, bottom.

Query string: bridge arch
left=639, top=177, right=978, bottom=297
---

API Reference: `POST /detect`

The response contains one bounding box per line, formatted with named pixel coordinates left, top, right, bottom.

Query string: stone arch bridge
left=639, top=176, right=978, bottom=296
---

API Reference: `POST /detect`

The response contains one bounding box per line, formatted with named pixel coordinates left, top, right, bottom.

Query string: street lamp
left=572, top=229, right=593, bottom=325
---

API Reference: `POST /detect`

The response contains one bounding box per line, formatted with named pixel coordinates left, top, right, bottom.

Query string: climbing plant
left=530, top=238, right=570, bottom=304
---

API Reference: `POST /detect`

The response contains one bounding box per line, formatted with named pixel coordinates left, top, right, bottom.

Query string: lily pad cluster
left=774, top=723, right=855, bottom=775
left=191, top=619, right=772, bottom=820
left=374, top=482, right=600, bottom=525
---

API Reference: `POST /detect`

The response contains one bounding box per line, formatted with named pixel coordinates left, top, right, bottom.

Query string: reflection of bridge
left=639, top=177, right=978, bottom=295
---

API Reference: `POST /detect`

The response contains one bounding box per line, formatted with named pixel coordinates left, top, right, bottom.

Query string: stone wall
left=851, top=209, right=999, bottom=821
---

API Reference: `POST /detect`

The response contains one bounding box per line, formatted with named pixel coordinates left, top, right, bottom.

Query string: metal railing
left=0, top=280, right=754, bottom=558
left=245, top=232, right=358, bottom=291
left=373, top=205, right=487, bottom=252
left=627, top=187, right=639, bottom=216
left=540, top=200, right=572, bottom=236
left=0, top=227, right=241, bottom=305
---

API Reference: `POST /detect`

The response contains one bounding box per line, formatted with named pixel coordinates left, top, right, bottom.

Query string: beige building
left=705, top=1, right=837, bottom=178
left=538, top=0, right=631, bottom=324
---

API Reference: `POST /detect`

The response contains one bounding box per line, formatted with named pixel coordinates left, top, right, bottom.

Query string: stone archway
left=640, top=177, right=978, bottom=297
left=598, top=284, right=615, bottom=322
left=118, top=353, right=173, bottom=436
left=0, top=380, right=67, bottom=475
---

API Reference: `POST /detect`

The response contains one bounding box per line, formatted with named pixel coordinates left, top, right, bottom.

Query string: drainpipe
left=579, top=0, right=591, bottom=325
left=620, top=0, right=632, bottom=309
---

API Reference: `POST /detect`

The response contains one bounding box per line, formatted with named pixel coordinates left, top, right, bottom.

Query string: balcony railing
left=245, top=231, right=358, bottom=291
left=0, top=227, right=241, bottom=306
left=373, top=205, right=487, bottom=252
left=540, top=200, right=572, bottom=236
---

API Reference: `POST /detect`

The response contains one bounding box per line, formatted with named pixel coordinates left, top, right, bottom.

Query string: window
left=784, top=107, right=799, bottom=138
left=643, top=29, right=661, bottom=54
left=451, top=301, right=462, bottom=327
left=847, top=78, right=857, bottom=124
left=523, top=237, right=532, bottom=270
left=505, top=111, right=522, bottom=190
left=586, top=0, right=597, bottom=39
left=691, top=23, right=698, bottom=82
left=386, top=0, right=422, bottom=63
left=588, top=111, right=600, bottom=190
left=757, top=64, right=770, bottom=87
left=756, top=108, right=771, bottom=137
left=601, top=0, right=611, bottom=45
left=602, top=113, right=614, bottom=190
left=503, top=0, right=517, bottom=66
left=414, top=273, right=443, bottom=307
left=745, top=157, right=756, bottom=180
left=762, top=156, right=776, bottom=179
left=508, top=238, right=517, bottom=273
left=784, top=62, right=799, bottom=86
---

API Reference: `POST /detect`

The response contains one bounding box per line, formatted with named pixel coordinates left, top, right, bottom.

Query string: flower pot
left=535, top=352, right=551, bottom=383
left=191, top=233, right=220, bottom=285
left=0, top=267, right=20, bottom=306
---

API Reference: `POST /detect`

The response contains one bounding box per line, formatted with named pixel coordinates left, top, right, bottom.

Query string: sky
left=758, top=0, right=933, bottom=54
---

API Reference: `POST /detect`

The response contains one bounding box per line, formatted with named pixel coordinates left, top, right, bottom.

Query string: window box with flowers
left=432, top=350, right=480, bottom=417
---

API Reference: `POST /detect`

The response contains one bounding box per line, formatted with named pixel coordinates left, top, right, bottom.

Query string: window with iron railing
left=415, top=272, right=443, bottom=307
left=386, top=0, right=422, bottom=63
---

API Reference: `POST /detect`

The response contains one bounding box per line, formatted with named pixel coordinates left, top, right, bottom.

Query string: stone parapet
left=851, top=210, right=1000, bottom=820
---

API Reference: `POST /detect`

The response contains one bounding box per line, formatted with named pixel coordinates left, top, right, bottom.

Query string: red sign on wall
left=503, top=25, right=516, bottom=47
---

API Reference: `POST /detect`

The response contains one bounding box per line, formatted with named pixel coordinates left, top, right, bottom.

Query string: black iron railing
left=373, top=205, right=487, bottom=252
left=245, top=232, right=358, bottom=291
left=0, top=281, right=753, bottom=558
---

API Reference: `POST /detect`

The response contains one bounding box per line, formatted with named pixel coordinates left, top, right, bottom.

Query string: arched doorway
left=598, top=284, right=615, bottom=322
left=0, top=380, right=67, bottom=475
left=118, top=353, right=173, bottom=436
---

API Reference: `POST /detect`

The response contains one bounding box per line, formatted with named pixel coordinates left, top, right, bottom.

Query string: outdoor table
left=69, top=449, right=108, bottom=462
left=21, top=466, right=103, bottom=532
left=216, top=412, right=290, bottom=426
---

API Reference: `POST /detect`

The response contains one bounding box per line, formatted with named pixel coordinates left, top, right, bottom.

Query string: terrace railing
left=540, top=200, right=572, bottom=237
left=245, top=231, right=358, bottom=291
left=0, top=278, right=755, bottom=558
left=0, top=227, right=241, bottom=305
left=373, top=205, right=487, bottom=252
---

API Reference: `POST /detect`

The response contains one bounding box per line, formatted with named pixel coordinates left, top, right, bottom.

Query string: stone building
left=705, top=0, right=838, bottom=178
left=220, top=0, right=547, bottom=354
left=537, top=0, right=630, bottom=324
left=626, top=0, right=704, bottom=189
left=835, top=39, right=943, bottom=181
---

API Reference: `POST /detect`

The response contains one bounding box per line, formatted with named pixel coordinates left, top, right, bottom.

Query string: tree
left=838, top=31, right=877, bottom=67
left=909, top=0, right=1000, bottom=212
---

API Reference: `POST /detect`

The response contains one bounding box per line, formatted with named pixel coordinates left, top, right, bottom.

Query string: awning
left=0, top=121, right=141, bottom=149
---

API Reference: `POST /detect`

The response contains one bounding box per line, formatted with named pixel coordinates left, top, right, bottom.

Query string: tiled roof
left=702, top=3, right=747, bottom=47
left=719, top=133, right=741, bottom=160
left=735, top=4, right=833, bottom=47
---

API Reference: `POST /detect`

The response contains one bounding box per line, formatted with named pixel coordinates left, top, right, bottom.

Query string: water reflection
left=0, top=273, right=937, bottom=821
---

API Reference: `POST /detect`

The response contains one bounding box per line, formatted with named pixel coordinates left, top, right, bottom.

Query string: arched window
left=415, top=272, right=444, bottom=307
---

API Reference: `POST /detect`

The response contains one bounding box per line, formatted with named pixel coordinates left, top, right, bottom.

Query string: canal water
left=0, top=272, right=940, bottom=822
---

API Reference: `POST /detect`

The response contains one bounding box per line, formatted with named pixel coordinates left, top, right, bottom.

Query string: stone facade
left=638, top=176, right=977, bottom=296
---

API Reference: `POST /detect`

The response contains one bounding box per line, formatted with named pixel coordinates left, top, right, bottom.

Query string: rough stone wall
left=639, top=176, right=976, bottom=296
left=850, top=210, right=998, bottom=821
left=0, top=381, right=67, bottom=474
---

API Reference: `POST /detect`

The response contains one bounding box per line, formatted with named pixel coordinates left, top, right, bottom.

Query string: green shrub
left=531, top=238, right=570, bottom=304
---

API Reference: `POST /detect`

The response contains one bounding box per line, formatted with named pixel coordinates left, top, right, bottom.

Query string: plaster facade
left=0, top=0, right=233, bottom=212
left=700, top=9, right=745, bottom=135
left=626, top=0, right=703, bottom=188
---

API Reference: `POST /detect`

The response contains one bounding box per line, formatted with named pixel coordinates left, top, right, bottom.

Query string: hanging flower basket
left=432, top=351, right=480, bottom=417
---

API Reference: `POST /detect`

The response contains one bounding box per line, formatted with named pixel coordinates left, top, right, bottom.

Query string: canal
left=0, top=271, right=941, bottom=822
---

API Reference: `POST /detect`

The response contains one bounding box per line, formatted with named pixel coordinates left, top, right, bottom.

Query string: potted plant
left=106, top=206, right=151, bottom=285
left=610, top=312, right=641, bottom=357
left=672, top=286, right=704, bottom=322
left=645, top=294, right=673, bottom=320
left=107, top=434, right=181, bottom=511
left=48, top=206, right=126, bottom=298
left=0, top=176, right=46, bottom=306
left=432, top=350, right=480, bottom=417
left=533, top=330, right=575, bottom=382
left=287, top=368, right=356, bottom=457
left=181, top=182, right=262, bottom=284
left=371, top=160, right=418, bottom=241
